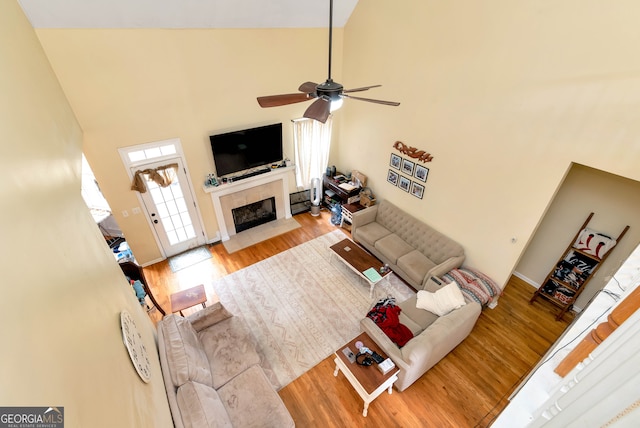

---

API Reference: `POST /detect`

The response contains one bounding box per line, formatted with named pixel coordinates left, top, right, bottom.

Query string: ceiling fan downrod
left=327, top=0, right=334, bottom=81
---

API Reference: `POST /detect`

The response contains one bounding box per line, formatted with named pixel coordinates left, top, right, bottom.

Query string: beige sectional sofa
left=157, top=302, right=294, bottom=428
left=361, top=279, right=482, bottom=391
left=351, top=199, right=465, bottom=290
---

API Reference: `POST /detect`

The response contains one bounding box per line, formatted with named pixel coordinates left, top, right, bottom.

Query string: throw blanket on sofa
left=442, top=268, right=502, bottom=307
left=367, top=297, right=413, bottom=347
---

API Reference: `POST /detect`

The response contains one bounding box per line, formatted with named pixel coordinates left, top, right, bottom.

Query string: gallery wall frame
left=401, top=159, right=415, bottom=176
left=399, top=175, right=411, bottom=192
left=414, top=164, right=429, bottom=182
left=387, top=169, right=399, bottom=186
left=390, top=153, right=401, bottom=170
left=411, top=181, right=425, bottom=199
left=386, top=148, right=431, bottom=200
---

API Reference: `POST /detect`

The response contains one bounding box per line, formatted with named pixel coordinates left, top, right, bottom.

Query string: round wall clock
left=120, top=310, right=151, bottom=383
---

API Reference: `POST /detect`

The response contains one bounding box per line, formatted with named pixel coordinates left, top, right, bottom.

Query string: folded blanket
left=367, top=298, right=413, bottom=347
left=442, top=268, right=502, bottom=306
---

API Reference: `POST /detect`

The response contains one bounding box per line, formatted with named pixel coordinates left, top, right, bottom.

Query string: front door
left=132, top=157, right=205, bottom=257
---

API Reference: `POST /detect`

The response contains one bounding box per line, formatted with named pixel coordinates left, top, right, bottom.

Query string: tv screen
left=210, top=123, right=283, bottom=177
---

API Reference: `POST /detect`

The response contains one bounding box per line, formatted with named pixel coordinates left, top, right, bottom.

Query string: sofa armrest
left=187, top=302, right=233, bottom=332
left=422, top=255, right=465, bottom=289
left=351, top=205, right=378, bottom=239
left=402, top=301, right=481, bottom=366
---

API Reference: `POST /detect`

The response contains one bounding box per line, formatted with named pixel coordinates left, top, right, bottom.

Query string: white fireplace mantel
left=203, top=166, right=294, bottom=241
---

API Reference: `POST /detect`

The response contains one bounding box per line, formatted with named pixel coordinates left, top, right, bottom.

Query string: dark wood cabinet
left=322, top=174, right=361, bottom=207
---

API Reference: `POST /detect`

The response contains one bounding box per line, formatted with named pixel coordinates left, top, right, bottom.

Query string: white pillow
left=416, top=281, right=466, bottom=316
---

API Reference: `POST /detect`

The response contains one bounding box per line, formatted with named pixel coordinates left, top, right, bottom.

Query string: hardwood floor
left=142, top=210, right=574, bottom=427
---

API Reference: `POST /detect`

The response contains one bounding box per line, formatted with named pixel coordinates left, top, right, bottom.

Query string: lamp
left=330, top=97, right=344, bottom=112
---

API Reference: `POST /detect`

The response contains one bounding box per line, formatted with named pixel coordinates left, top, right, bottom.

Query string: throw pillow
left=416, top=281, right=466, bottom=316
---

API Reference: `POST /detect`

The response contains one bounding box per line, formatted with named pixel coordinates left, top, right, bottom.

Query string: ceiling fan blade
left=341, top=94, right=400, bottom=106
left=257, top=93, right=311, bottom=108
left=298, top=81, right=319, bottom=93
left=303, top=97, right=331, bottom=123
left=343, top=84, right=382, bottom=93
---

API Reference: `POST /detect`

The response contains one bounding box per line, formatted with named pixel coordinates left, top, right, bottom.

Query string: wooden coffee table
left=170, top=284, right=207, bottom=316
left=333, top=332, right=399, bottom=417
left=329, top=238, right=392, bottom=298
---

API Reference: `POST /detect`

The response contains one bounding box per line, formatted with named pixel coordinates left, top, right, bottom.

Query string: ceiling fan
left=256, top=0, right=400, bottom=123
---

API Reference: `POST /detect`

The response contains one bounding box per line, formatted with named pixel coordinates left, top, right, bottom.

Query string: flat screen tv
left=209, top=123, right=283, bottom=177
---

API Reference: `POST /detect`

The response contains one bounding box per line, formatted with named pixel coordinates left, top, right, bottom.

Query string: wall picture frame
left=399, top=175, right=411, bottom=192
left=414, top=164, right=429, bottom=182
left=390, top=153, right=401, bottom=170
left=387, top=169, right=399, bottom=186
left=411, top=181, right=425, bottom=199
left=401, top=158, right=415, bottom=176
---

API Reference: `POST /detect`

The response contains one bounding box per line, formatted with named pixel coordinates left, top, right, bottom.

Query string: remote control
left=371, top=351, right=384, bottom=364
left=342, top=347, right=356, bottom=363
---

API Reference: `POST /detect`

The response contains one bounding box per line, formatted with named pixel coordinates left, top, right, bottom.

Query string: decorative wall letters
left=392, top=141, right=433, bottom=163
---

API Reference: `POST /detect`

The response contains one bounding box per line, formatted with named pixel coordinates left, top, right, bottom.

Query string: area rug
left=168, top=246, right=212, bottom=272
left=210, top=229, right=415, bottom=390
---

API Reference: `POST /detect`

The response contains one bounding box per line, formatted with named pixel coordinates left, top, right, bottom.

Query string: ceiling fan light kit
left=256, top=0, right=400, bottom=123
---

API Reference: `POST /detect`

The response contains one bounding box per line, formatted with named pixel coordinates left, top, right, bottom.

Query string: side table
left=340, top=202, right=365, bottom=230
left=170, top=284, right=207, bottom=316
left=333, top=332, right=399, bottom=416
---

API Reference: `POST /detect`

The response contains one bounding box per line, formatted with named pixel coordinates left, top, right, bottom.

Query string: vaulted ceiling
left=17, top=0, right=359, bottom=29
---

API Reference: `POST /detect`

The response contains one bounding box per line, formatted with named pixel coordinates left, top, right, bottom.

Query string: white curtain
left=292, top=117, right=333, bottom=189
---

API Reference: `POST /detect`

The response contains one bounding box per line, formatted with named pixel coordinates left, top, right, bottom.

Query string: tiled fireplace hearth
left=203, top=166, right=294, bottom=241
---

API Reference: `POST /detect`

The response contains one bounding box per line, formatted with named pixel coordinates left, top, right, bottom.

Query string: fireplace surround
left=204, top=166, right=294, bottom=242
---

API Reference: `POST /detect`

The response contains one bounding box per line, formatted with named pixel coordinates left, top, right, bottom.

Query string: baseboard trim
left=512, top=271, right=540, bottom=289
left=140, top=257, right=164, bottom=267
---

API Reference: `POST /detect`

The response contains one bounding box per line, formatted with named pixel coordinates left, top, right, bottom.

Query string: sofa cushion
left=376, top=200, right=464, bottom=265
left=399, top=295, right=440, bottom=333
left=197, top=317, right=261, bottom=389
left=375, top=234, right=414, bottom=264
left=416, top=281, right=466, bottom=316
left=354, top=221, right=392, bottom=247
left=217, top=365, right=294, bottom=428
left=397, top=250, right=437, bottom=286
left=161, top=314, right=213, bottom=388
left=188, top=302, right=233, bottom=332
left=176, top=381, right=233, bottom=428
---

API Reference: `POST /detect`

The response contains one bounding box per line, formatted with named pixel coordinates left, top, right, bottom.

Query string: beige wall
left=338, top=0, right=640, bottom=287
left=29, top=1, right=640, bottom=287
left=0, top=2, right=172, bottom=426
left=515, top=164, right=640, bottom=309
left=35, top=27, right=343, bottom=264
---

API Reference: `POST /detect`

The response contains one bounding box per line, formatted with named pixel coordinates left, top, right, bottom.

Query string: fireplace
left=203, top=166, right=294, bottom=242
left=232, top=197, right=276, bottom=233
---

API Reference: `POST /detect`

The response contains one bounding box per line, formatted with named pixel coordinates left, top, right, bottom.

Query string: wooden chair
left=119, top=261, right=166, bottom=316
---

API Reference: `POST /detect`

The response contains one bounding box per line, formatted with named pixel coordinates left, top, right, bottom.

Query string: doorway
left=119, top=139, right=206, bottom=258
left=81, top=154, right=132, bottom=261
left=513, top=163, right=640, bottom=311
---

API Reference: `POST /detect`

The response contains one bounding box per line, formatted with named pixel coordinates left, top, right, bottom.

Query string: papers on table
left=363, top=267, right=382, bottom=282
left=338, top=182, right=357, bottom=192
